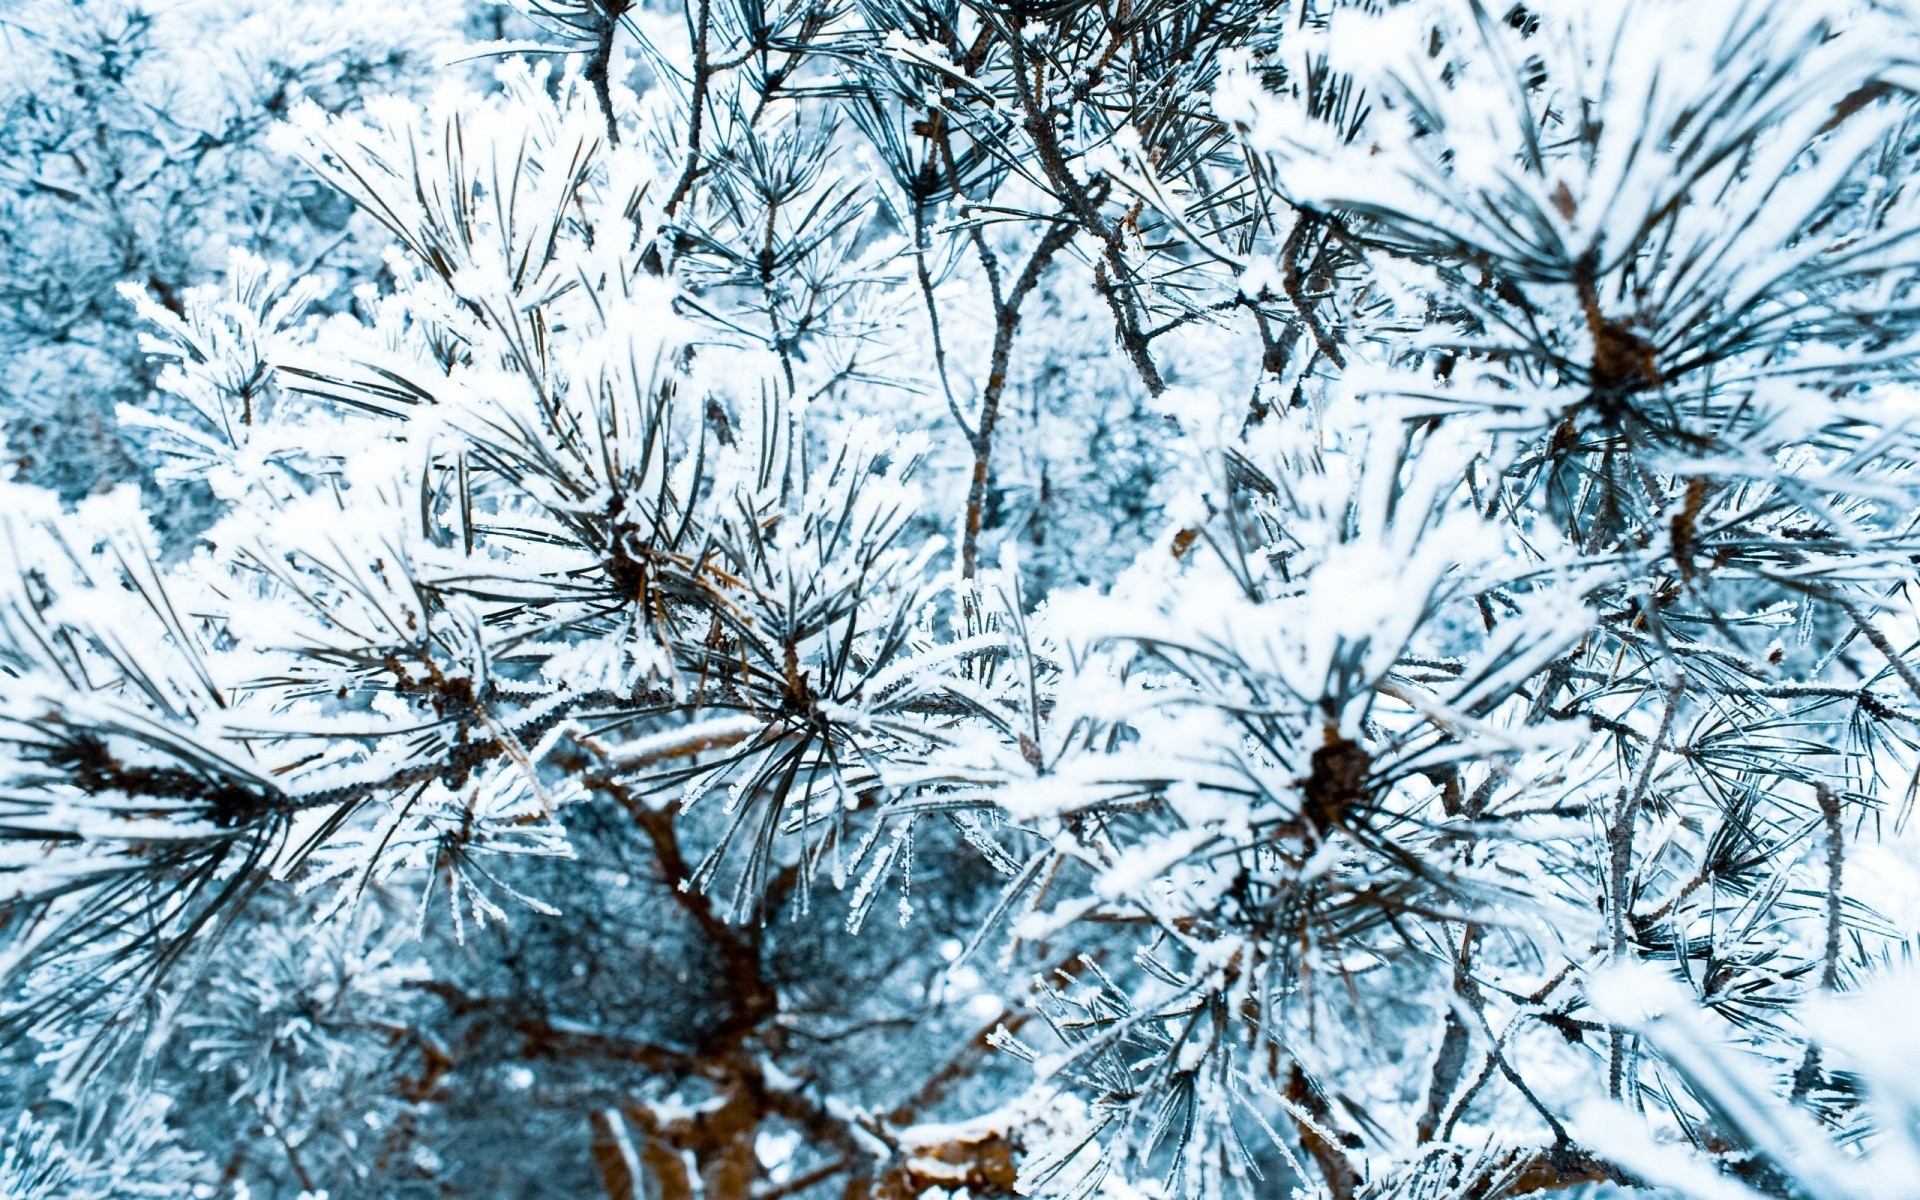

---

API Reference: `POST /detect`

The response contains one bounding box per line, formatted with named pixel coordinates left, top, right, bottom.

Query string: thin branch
left=961, top=217, right=1077, bottom=579
left=1608, top=675, right=1685, bottom=1099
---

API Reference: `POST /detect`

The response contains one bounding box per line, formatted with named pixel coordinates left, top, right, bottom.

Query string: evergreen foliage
left=6, top=1, right=1920, bottom=1198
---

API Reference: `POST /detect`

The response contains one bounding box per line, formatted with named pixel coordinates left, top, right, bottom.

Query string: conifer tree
left=8, top=2, right=1920, bottom=1198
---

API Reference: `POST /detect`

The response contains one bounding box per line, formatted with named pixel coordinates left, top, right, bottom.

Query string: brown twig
left=1003, top=21, right=1164, bottom=397
left=961, top=218, right=1077, bottom=579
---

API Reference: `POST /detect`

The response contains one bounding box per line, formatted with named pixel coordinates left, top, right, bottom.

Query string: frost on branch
left=9, top=0, right=1920, bottom=1197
